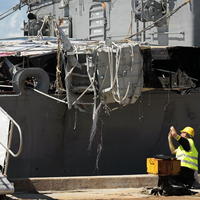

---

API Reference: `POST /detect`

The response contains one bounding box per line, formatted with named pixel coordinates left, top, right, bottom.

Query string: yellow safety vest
left=176, top=138, right=198, bottom=171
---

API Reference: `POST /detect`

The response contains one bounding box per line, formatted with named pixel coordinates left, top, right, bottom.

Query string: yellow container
left=146, top=158, right=181, bottom=176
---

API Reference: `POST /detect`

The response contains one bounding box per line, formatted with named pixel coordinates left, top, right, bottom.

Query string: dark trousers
left=175, top=167, right=195, bottom=188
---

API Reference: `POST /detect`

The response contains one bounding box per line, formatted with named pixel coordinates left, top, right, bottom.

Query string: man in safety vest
left=168, top=126, right=199, bottom=188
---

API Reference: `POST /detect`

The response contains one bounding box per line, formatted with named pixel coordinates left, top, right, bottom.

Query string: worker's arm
left=168, top=131, right=177, bottom=154
left=170, top=126, right=181, bottom=140
left=177, top=137, right=190, bottom=151
left=170, top=126, right=190, bottom=151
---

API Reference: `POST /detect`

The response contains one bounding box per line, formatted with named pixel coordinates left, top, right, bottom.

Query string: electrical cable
left=0, top=2, right=27, bottom=21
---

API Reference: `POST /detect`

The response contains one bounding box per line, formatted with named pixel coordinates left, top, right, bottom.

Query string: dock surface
left=7, top=188, right=200, bottom=200
left=6, top=175, right=200, bottom=199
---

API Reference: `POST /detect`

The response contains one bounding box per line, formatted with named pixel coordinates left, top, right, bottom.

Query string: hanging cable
left=0, top=1, right=27, bottom=21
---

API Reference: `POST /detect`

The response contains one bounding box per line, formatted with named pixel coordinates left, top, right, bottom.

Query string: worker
left=168, top=126, right=199, bottom=188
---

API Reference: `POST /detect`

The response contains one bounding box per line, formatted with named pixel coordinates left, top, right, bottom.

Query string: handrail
left=0, top=107, right=23, bottom=158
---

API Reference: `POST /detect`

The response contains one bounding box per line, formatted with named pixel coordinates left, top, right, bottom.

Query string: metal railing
left=0, top=107, right=23, bottom=158
left=0, top=107, right=23, bottom=175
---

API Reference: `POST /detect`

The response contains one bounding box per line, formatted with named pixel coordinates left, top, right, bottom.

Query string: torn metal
left=0, top=37, right=198, bottom=105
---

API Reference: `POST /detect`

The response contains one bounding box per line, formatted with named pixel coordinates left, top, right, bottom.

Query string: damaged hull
left=0, top=38, right=200, bottom=178
left=1, top=89, right=200, bottom=178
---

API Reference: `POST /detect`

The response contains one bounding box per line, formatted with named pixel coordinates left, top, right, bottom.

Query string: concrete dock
left=5, top=174, right=200, bottom=200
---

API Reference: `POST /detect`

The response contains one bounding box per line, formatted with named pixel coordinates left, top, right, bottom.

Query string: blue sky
left=0, top=0, right=27, bottom=38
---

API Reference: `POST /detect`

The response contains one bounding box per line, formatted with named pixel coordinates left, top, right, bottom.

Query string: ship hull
left=2, top=89, right=200, bottom=178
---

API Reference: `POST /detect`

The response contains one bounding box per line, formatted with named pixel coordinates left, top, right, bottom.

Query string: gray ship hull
left=2, top=89, right=200, bottom=178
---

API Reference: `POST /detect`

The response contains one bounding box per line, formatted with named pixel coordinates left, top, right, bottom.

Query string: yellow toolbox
left=146, top=158, right=181, bottom=176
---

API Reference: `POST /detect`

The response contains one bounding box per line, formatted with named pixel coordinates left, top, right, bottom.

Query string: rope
left=112, top=44, right=122, bottom=103
left=0, top=85, right=13, bottom=88
left=33, top=88, right=94, bottom=105
left=119, top=44, right=135, bottom=103
left=86, top=55, right=97, bottom=120
left=111, top=43, right=132, bottom=104
left=54, top=21, right=64, bottom=93
left=127, top=10, right=134, bottom=37
left=71, top=43, right=103, bottom=106
left=102, top=42, right=143, bottom=105
left=88, top=102, right=102, bottom=150
left=37, top=16, right=49, bottom=38
left=65, top=66, right=76, bottom=79
left=72, top=83, right=93, bottom=106
left=126, top=0, right=191, bottom=39
left=33, top=88, right=68, bottom=104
